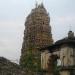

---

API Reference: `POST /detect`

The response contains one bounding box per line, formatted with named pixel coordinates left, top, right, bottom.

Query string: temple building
left=41, top=31, right=75, bottom=75
left=20, top=3, right=53, bottom=75
left=0, top=2, right=74, bottom=75
left=20, top=3, right=75, bottom=75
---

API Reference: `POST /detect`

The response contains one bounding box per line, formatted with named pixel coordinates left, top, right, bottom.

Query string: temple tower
left=20, top=3, right=53, bottom=74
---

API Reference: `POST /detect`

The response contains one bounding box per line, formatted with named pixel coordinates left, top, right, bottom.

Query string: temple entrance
left=47, top=54, right=60, bottom=75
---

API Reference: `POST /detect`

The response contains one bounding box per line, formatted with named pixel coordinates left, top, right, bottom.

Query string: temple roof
left=54, top=31, right=75, bottom=46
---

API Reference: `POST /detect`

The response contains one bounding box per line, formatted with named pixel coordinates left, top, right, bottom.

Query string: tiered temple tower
left=20, top=3, right=53, bottom=74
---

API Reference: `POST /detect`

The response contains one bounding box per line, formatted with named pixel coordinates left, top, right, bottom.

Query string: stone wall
left=0, top=57, right=25, bottom=75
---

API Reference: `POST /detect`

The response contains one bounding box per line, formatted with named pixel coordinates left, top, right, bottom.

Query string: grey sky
left=0, top=0, right=75, bottom=63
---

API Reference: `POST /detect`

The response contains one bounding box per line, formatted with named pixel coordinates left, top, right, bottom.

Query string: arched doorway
left=47, top=54, right=60, bottom=75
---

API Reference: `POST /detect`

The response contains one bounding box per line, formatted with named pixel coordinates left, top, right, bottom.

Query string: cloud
left=57, top=15, right=75, bottom=24
left=0, top=0, right=75, bottom=63
left=0, top=20, right=24, bottom=63
left=51, top=15, right=75, bottom=41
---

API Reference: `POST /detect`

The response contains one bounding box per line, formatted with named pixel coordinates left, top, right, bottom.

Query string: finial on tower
left=68, top=25, right=74, bottom=38
left=35, top=0, right=38, bottom=8
left=41, top=1, right=44, bottom=6
left=35, top=0, right=43, bottom=5
left=35, top=0, right=45, bottom=9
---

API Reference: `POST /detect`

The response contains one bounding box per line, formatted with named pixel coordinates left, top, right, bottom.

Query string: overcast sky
left=0, top=0, right=75, bottom=63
